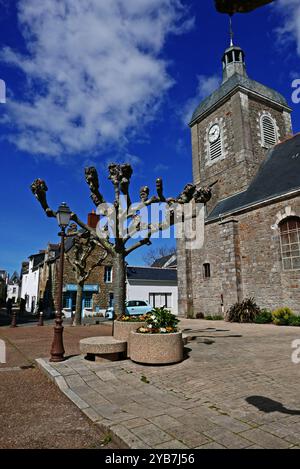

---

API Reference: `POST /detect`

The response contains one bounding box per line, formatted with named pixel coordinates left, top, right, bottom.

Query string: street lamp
left=50, top=202, right=72, bottom=362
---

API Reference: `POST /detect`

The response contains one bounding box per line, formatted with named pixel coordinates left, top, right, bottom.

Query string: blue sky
left=0, top=0, right=300, bottom=274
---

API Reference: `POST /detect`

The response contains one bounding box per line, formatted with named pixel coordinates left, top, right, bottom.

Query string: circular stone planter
left=113, top=320, right=146, bottom=357
left=129, top=331, right=183, bottom=365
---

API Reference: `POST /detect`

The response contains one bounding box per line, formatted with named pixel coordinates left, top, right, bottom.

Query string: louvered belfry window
left=261, top=115, right=277, bottom=147
left=209, top=135, right=222, bottom=160
left=280, top=217, right=300, bottom=271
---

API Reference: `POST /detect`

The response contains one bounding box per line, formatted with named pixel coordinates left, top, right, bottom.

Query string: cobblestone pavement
left=37, top=319, right=300, bottom=449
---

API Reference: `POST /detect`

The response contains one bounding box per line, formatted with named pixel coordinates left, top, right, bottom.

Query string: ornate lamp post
left=50, top=202, right=71, bottom=362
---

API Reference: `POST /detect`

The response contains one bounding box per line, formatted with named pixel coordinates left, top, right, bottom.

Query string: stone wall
left=177, top=197, right=300, bottom=316
left=40, top=244, right=113, bottom=313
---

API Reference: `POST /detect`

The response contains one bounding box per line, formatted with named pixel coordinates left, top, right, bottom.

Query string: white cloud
left=154, top=163, right=169, bottom=172
left=181, top=74, right=220, bottom=125
left=274, top=0, right=300, bottom=54
left=1, top=0, right=193, bottom=158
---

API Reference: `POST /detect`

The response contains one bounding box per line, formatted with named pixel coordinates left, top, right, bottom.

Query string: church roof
left=207, top=134, right=300, bottom=221
left=127, top=266, right=177, bottom=283
left=190, top=72, right=290, bottom=125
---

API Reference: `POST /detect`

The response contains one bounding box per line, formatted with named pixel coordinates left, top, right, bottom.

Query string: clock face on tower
left=208, top=124, right=220, bottom=143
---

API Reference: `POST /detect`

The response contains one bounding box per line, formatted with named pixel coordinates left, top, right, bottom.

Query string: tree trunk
left=73, top=283, right=83, bottom=326
left=113, top=252, right=126, bottom=319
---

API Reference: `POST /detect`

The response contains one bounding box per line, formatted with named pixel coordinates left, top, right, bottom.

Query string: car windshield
left=127, top=301, right=147, bottom=307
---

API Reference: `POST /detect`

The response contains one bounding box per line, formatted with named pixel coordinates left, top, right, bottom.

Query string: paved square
left=38, top=319, right=300, bottom=449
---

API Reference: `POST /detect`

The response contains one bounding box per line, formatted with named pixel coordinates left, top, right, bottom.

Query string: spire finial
left=229, top=14, right=234, bottom=47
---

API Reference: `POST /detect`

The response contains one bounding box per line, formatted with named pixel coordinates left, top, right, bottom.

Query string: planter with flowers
left=129, top=307, right=183, bottom=365
left=113, top=315, right=147, bottom=357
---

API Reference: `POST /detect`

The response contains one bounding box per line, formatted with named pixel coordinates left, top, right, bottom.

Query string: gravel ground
left=0, top=321, right=118, bottom=449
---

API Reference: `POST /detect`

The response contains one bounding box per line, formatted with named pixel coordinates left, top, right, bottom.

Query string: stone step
left=79, top=336, right=127, bottom=356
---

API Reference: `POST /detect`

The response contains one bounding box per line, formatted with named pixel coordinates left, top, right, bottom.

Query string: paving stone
left=109, top=424, right=150, bottom=449
left=95, top=370, right=118, bottom=381
left=149, top=415, right=182, bottom=431
left=123, top=418, right=150, bottom=429
left=208, top=414, right=252, bottom=433
left=240, top=428, right=291, bottom=449
left=195, top=442, right=226, bottom=449
left=154, top=440, right=189, bottom=449
left=131, top=424, right=173, bottom=447
left=204, top=428, right=252, bottom=449
left=168, top=426, right=211, bottom=448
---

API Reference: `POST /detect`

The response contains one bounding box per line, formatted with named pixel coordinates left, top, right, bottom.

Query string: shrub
left=288, top=315, right=300, bottom=327
left=225, top=297, right=260, bottom=323
left=196, top=312, right=204, bottom=319
left=272, top=307, right=294, bottom=325
left=206, top=315, right=224, bottom=320
left=254, top=309, right=272, bottom=324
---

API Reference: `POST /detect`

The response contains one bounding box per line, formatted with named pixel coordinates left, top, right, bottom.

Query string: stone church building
left=177, top=39, right=300, bottom=317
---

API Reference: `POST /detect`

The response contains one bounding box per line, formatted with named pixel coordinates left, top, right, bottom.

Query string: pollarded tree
left=65, top=225, right=108, bottom=325
left=31, top=163, right=213, bottom=319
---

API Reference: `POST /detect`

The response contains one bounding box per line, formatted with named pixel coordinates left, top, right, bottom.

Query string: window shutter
left=261, top=115, right=277, bottom=147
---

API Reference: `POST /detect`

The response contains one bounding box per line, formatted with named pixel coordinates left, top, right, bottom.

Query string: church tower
left=190, top=29, right=293, bottom=211
left=177, top=22, right=298, bottom=319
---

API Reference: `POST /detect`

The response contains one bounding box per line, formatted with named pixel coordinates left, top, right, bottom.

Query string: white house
left=6, top=272, right=21, bottom=303
left=126, top=266, right=178, bottom=315
left=20, top=252, right=45, bottom=313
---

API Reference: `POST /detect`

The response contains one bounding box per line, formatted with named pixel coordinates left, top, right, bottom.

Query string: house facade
left=20, top=252, right=45, bottom=313
left=177, top=39, right=300, bottom=317
left=0, top=270, right=8, bottom=306
left=6, top=272, right=21, bottom=304
left=127, top=266, right=178, bottom=315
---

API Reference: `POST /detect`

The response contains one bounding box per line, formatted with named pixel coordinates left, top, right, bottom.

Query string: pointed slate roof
left=190, top=73, right=290, bottom=126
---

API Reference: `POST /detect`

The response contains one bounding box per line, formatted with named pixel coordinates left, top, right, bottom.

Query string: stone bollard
left=10, top=311, right=17, bottom=328
left=37, top=312, right=44, bottom=326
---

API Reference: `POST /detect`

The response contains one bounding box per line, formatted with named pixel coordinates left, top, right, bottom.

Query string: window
left=261, top=115, right=278, bottom=148
left=127, top=300, right=147, bottom=307
left=149, top=293, right=172, bottom=309
left=203, top=263, right=211, bottom=278
left=104, top=266, right=112, bottom=283
left=109, top=292, right=114, bottom=307
left=83, top=293, right=93, bottom=309
left=279, top=217, right=300, bottom=271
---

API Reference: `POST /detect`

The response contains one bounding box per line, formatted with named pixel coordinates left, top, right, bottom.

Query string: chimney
left=87, top=210, right=100, bottom=229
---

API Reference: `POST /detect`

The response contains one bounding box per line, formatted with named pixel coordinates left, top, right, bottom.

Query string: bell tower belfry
left=189, top=17, right=293, bottom=211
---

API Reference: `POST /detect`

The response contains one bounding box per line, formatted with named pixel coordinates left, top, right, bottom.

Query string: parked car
left=105, top=300, right=152, bottom=320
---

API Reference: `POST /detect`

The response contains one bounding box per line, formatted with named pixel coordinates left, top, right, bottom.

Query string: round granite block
left=129, top=331, right=183, bottom=365
left=79, top=336, right=126, bottom=355
left=113, top=320, right=146, bottom=357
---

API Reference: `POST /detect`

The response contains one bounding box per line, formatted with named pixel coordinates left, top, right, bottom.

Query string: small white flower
left=154, top=319, right=158, bottom=323
left=148, top=324, right=153, bottom=329
left=151, top=315, right=156, bottom=320
left=160, top=327, right=167, bottom=333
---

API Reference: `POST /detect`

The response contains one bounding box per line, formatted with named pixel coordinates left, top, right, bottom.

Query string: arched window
left=279, top=217, right=300, bottom=270
left=261, top=114, right=278, bottom=148
left=203, top=263, right=211, bottom=279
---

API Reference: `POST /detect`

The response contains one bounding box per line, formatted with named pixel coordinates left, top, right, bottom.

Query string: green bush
left=288, top=315, right=300, bottom=327
left=137, top=307, right=179, bottom=333
left=254, top=309, right=272, bottom=324
left=206, top=315, right=224, bottom=320
left=225, top=297, right=260, bottom=323
left=272, top=307, right=294, bottom=325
